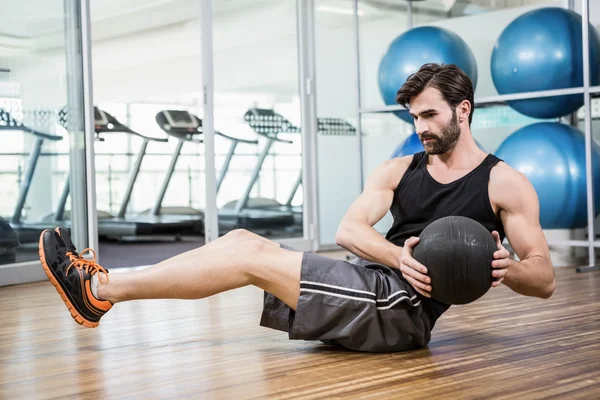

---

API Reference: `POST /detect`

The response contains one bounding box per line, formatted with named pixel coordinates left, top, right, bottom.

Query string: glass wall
left=93, top=102, right=204, bottom=219
left=0, top=0, right=91, bottom=269
left=83, top=0, right=314, bottom=267
left=85, top=0, right=210, bottom=268
left=213, top=1, right=305, bottom=241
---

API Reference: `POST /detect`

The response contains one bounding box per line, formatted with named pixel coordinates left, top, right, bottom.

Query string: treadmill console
left=161, top=110, right=200, bottom=131
left=94, top=107, right=110, bottom=127
left=0, top=108, right=20, bottom=128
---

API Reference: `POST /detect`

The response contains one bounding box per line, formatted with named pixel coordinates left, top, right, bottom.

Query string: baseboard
left=0, top=261, right=47, bottom=287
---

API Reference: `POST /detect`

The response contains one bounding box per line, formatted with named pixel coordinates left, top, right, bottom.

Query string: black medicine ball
left=412, top=216, right=496, bottom=305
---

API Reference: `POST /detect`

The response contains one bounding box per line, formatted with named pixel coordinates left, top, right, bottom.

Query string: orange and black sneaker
left=38, top=228, right=112, bottom=328
left=54, top=227, right=76, bottom=253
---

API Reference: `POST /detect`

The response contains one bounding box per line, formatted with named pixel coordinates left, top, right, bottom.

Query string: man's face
left=409, top=87, right=461, bottom=155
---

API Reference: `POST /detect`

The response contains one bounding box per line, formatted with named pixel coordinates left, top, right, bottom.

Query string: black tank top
left=385, top=151, right=505, bottom=327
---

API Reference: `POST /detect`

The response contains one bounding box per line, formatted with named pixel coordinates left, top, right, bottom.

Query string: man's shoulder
left=381, top=155, right=415, bottom=178
left=370, top=155, right=415, bottom=190
left=490, top=160, right=528, bottom=186
left=489, top=160, right=532, bottom=204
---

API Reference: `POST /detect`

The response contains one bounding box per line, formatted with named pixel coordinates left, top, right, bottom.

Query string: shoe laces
left=65, top=248, right=109, bottom=284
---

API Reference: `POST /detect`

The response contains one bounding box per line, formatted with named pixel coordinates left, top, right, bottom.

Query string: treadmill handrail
left=96, top=129, right=168, bottom=143
left=156, top=110, right=254, bottom=145
left=262, top=132, right=294, bottom=144
left=215, top=130, right=258, bottom=145
left=95, top=108, right=168, bottom=143
left=165, top=131, right=203, bottom=144
left=0, top=108, right=63, bottom=141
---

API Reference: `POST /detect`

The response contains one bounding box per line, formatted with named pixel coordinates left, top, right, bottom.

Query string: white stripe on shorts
left=300, top=284, right=420, bottom=309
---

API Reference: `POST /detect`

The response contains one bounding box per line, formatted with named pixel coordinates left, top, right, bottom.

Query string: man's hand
left=491, top=230, right=511, bottom=287
left=399, top=237, right=432, bottom=298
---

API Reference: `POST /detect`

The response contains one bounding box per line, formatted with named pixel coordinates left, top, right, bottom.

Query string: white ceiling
left=0, top=0, right=565, bottom=46
left=0, top=0, right=278, bottom=42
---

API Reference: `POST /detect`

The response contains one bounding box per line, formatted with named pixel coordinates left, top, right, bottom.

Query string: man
left=39, top=63, right=555, bottom=353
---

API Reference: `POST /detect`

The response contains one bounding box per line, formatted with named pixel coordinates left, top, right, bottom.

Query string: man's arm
left=491, top=164, right=556, bottom=298
left=335, top=156, right=411, bottom=269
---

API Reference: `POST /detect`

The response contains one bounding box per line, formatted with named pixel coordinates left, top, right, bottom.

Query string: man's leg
left=98, top=229, right=303, bottom=309
left=40, top=228, right=303, bottom=328
left=139, top=228, right=280, bottom=272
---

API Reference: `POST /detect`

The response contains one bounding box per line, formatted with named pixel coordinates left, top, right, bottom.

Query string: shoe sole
left=38, top=229, right=99, bottom=328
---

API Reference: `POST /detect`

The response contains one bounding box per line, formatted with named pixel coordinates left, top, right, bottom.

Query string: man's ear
left=457, top=100, right=471, bottom=122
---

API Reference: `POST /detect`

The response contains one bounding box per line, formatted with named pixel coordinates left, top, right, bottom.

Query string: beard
left=420, top=111, right=461, bottom=155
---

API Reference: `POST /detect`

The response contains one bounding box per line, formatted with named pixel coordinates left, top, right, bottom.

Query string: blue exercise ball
left=378, top=26, right=478, bottom=123
left=491, top=7, right=600, bottom=119
left=495, top=122, right=600, bottom=229
left=391, top=132, right=486, bottom=158
left=391, top=132, right=426, bottom=157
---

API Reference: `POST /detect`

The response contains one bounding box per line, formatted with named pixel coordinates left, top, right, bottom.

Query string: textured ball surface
left=412, top=216, right=496, bottom=305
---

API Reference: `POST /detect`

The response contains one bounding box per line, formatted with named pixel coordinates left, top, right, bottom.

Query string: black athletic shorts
left=260, top=245, right=433, bottom=353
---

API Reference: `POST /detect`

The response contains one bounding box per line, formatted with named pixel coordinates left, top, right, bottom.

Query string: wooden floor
left=1, top=265, right=599, bottom=399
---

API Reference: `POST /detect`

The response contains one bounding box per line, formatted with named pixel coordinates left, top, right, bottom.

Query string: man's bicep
left=343, top=187, right=395, bottom=227
left=501, top=174, right=550, bottom=261
left=340, top=159, right=403, bottom=227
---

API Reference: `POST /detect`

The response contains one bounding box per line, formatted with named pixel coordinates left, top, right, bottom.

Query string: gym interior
left=1, top=0, right=599, bottom=398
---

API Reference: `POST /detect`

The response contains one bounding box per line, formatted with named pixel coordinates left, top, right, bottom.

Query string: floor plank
left=0, top=266, right=598, bottom=399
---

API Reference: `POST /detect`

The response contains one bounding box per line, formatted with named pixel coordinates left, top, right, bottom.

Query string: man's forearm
left=503, top=255, right=555, bottom=298
left=336, top=221, right=402, bottom=268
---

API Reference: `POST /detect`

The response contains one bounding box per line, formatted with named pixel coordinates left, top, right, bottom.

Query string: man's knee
left=224, top=228, right=256, bottom=242
left=225, top=229, right=277, bottom=249
left=237, top=238, right=272, bottom=256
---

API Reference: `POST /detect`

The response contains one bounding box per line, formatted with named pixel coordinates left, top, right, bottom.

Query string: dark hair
left=396, top=63, right=475, bottom=125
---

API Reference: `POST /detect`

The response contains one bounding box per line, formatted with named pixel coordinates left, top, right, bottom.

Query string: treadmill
left=253, top=116, right=357, bottom=227
left=221, top=110, right=357, bottom=233
left=47, top=107, right=204, bottom=238
left=219, top=108, right=299, bottom=232
left=154, top=109, right=294, bottom=233
left=0, top=108, right=65, bottom=243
